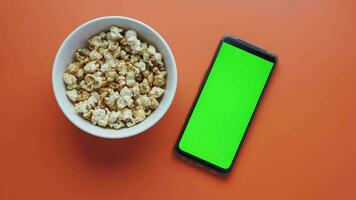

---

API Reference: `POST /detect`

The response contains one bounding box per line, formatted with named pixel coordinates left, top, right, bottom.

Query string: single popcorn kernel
left=63, top=26, right=167, bottom=130
left=139, top=79, right=151, bottom=94
left=89, top=49, right=102, bottom=61
left=66, top=89, right=78, bottom=102
left=75, top=101, right=91, bottom=114
left=63, top=73, right=77, bottom=85
left=66, top=63, right=79, bottom=75
left=133, top=108, right=146, bottom=123
left=148, top=87, right=165, bottom=98
left=84, top=61, right=99, bottom=73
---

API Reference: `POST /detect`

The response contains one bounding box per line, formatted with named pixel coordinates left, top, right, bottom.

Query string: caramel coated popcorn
left=62, top=26, right=166, bottom=129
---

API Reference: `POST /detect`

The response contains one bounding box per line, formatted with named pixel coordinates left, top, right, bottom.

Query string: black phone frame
left=175, top=35, right=278, bottom=175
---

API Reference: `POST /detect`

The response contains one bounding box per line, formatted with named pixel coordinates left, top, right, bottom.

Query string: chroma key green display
left=177, top=39, right=275, bottom=173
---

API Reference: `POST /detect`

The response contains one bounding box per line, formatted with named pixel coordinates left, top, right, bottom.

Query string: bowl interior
left=53, top=16, right=177, bottom=138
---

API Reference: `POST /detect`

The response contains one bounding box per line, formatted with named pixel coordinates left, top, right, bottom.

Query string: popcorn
left=153, top=70, right=166, bottom=87
left=84, top=61, right=99, bottom=73
left=153, top=53, right=164, bottom=67
left=75, top=49, right=90, bottom=62
left=148, top=87, right=165, bottom=98
left=66, top=89, right=78, bottom=102
left=98, top=32, right=106, bottom=38
left=122, top=108, right=133, bottom=121
left=131, top=55, right=141, bottom=63
left=152, top=67, right=158, bottom=73
left=120, top=86, right=133, bottom=97
left=127, top=36, right=142, bottom=53
left=66, top=63, right=79, bottom=75
left=125, top=30, right=137, bottom=38
left=63, top=25, right=166, bottom=129
left=147, top=60, right=154, bottom=67
left=107, top=58, right=118, bottom=67
left=100, top=62, right=111, bottom=72
left=75, top=101, right=91, bottom=114
left=84, top=74, right=95, bottom=85
left=89, top=49, right=102, bottom=61
left=122, top=107, right=136, bottom=127
left=141, top=42, right=148, bottom=52
left=112, top=47, right=122, bottom=58
left=98, top=47, right=108, bottom=56
left=116, top=110, right=124, bottom=121
left=133, top=108, right=146, bottom=123
left=81, top=74, right=105, bottom=91
left=91, top=108, right=108, bottom=126
left=117, top=60, right=128, bottom=75
left=108, top=40, right=119, bottom=51
left=153, top=53, right=162, bottom=62
left=142, top=70, right=150, bottom=78
left=77, top=90, right=90, bottom=101
left=136, top=94, right=151, bottom=107
left=147, top=72, right=154, bottom=84
left=126, top=120, right=136, bottom=127
left=139, top=79, right=151, bottom=94
left=87, top=95, right=98, bottom=107
left=126, top=71, right=136, bottom=87
left=134, top=70, right=142, bottom=83
left=116, top=96, right=127, bottom=109
left=135, top=60, right=146, bottom=71
left=105, top=70, right=117, bottom=82
left=108, top=82, right=120, bottom=90
left=67, top=84, right=77, bottom=90
left=108, top=111, right=119, bottom=123
left=120, top=50, right=129, bottom=60
left=78, top=48, right=91, bottom=56
left=123, top=46, right=130, bottom=53
left=147, top=45, right=156, bottom=55
left=123, top=95, right=134, bottom=108
left=90, top=92, right=100, bottom=101
left=83, top=110, right=92, bottom=120
left=63, top=73, right=77, bottom=85
left=149, top=97, right=159, bottom=109
left=98, top=89, right=110, bottom=108
left=116, top=75, right=126, bottom=87
left=94, top=71, right=104, bottom=77
left=88, top=35, right=108, bottom=49
left=103, top=51, right=113, bottom=61
left=145, top=109, right=152, bottom=116
left=109, top=121, right=125, bottom=129
left=126, top=79, right=136, bottom=87
left=104, top=91, right=119, bottom=108
left=106, top=26, right=123, bottom=41
left=79, top=80, right=93, bottom=92
left=132, top=65, right=140, bottom=76
left=143, top=52, right=150, bottom=62
left=76, top=68, right=84, bottom=80
left=130, top=84, right=140, bottom=97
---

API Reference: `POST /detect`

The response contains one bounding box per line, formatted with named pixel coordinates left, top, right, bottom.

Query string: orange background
left=1, top=0, right=355, bottom=199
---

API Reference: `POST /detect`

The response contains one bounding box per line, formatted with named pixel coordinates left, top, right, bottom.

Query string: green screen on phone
left=178, top=42, right=274, bottom=170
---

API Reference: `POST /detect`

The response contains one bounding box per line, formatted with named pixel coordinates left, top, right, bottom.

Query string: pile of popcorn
left=62, top=26, right=166, bottom=129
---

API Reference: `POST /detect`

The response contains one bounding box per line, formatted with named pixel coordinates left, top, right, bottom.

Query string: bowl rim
left=52, top=16, right=177, bottom=139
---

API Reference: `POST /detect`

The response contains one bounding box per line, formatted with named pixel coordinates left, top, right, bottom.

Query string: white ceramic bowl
left=52, top=16, right=177, bottom=139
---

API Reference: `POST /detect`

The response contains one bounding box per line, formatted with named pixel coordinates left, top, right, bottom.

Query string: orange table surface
left=1, top=0, right=355, bottom=199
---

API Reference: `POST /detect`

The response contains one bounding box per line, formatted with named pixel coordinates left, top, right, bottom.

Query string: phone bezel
left=175, top=35, right=277, bottom=175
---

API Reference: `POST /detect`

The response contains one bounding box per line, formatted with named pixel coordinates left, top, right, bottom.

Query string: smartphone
left=175, top=35, right=277, bottom=175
